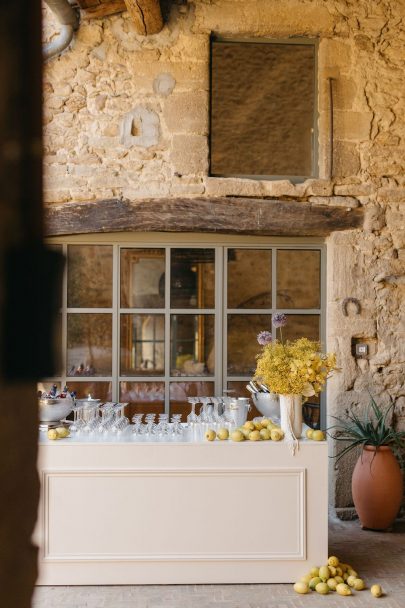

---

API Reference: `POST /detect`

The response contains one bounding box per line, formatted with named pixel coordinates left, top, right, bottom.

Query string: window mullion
left=164, top=246, right=171, bottom=415
left=112, top=244, right=119, bottom=402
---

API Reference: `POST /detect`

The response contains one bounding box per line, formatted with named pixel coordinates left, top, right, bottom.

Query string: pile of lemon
left=47, top=426, right=70, bottom=440
left=205, top=418, right=285, bottom=442
left=294, top=555, right=383, bottom=598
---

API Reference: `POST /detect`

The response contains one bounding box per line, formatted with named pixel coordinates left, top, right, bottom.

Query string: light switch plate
left=355, top=343, right=369, bottom=357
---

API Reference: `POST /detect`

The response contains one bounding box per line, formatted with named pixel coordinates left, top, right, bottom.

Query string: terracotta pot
left=352, top=445, right=403, bottom=530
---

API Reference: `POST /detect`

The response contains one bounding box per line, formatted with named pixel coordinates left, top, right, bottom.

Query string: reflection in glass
left=276, top=314, right=320, bottom=342
left=211, top=40, right=315, bottom=177
left=170, top=315, right=214, bottom=376
left=120, top=382, right=165, bottom=418
left=37, top=381, right=61, bottom=395
left=227, top=314, right=271, bottom=376
left=52, top=313, right=63, bottom=377
left=120, top=248, right=165, bottom=308
left=67, top=313, right=112, bottom=376
left=170, top=249, right=215, bottom=309
left=67, top=245, right=113, bottom=308
left=277, top=250, right=320, bottom=309
left=120, top=314, right=164, bottom=376
left=227, top=249, right=272, bottom=308
left=170, top=381, right=215, bottom=421
left=67, top=381, right=112, bottom=401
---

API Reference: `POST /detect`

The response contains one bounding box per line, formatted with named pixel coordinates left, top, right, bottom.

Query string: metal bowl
left=38, top=398, right=73, bottom=423
left=252, top=393, right=280, bottom=419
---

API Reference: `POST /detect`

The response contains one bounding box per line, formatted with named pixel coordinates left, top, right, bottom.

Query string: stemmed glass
left=111, top=403, right=129, bottom=434
left=171, top=413, right=183, bottom=438
left=70, top=404, right=85, bottom=434
left=132, top=413, right=144, bottom=437
left=144, top=413, right=156, bottom=437
left=156, top=413, right=170, bottom=437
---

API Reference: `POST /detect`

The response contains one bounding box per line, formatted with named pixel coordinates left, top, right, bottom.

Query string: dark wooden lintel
left=44, top=197, right=364, bottom=238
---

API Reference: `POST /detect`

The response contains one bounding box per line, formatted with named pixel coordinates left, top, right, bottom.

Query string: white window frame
left=45, top=233, right=326, bottom=427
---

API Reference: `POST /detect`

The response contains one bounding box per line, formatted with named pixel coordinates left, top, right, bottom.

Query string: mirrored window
left=228, top=249, right=272, bottom=308
left=67, top=313, right=112, bottom=376
left=227, top=314, right=272, bottom=375
left=120, top=248, right=165, bottom=308
left=170, top=314, right=215, bottom=376
left=120, top=314, right=165, bottom=376
left=67, top=245, right=113, bottom=308
left=170, top=249, right=215, bottom=309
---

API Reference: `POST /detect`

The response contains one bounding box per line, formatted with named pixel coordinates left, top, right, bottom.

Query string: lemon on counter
left=230, top=430, right=245, bottom=442
left=352, top=578, right=366, bottom=591
left=270, top=428, right=284, bottom=441
left=309, top=576, right=322, bottom=590
left=293, top=582, right=309, bottom=594
left=319, top=566, right=330, bottom=581
left=205, top=429, right=216, bottom=441
left=312, top=430, right=325, bottom=441
left=327, top=578, right=338, bottom=591
left=336, top=583, right=352, bottom=596
left=249, top=430, right=261, bottom=441
left=328, top=555, right=339, bottom=567
left=217, top=428, right=229, bottom=440
left=310, top=567, right=319, bottom=577
left=47, top=429, right=58, bottom=440
left=306, top=428, right=314, bottom=439
left=370, top=584, right=383, bottom=597
left=315, top=582, right=329, bottom=595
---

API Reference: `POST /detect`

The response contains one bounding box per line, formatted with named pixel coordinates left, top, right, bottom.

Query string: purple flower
left=257, top=331, right=273, bottom=346
left=272, top=313, right=287, bottom=328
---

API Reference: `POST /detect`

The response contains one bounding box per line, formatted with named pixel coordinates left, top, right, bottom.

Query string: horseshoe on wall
left=342, top=297, right=361, bottom=317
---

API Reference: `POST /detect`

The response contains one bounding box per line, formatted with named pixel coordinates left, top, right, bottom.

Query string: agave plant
left=329, top=395, right=405, bottom=464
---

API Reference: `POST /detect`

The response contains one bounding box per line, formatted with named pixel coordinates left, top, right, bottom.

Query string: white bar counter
left=35, top=434, right=328, bottom=585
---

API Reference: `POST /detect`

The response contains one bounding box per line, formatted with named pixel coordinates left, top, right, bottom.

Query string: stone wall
left=43, top=0, right=405, bottom=517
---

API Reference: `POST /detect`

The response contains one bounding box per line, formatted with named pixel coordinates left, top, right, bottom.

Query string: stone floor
left=33, top=516, right=405, bottom=608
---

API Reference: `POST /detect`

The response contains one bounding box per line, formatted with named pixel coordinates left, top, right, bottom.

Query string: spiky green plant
left=329, top=395, right=405, bottom=464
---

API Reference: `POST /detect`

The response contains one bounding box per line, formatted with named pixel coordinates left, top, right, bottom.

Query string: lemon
left=336, top=583, right=352, bottom=596
left=327, top=578, right=337, bottom=591
left=217, top=428, right=229, bottom=440
left=293, top=582, right=309, bottom=594
left=56, top=426, right=70, bottom=438
left=312, top=430, right=325, bottom=441
left=315, top=582, right=329, bottom=595
left=370, top=584, right=383, bottom=597
left=243, top=421, right=255, bottom=431
left=353, top=578, right=366, bottom=591
left=334, top=576, right=344, bottom=584
left=319, top=566, right=330, bottom=581
left=47, top=428, right=58, bottom=440
left=306, top=428, right=314, bottom=439
left=249, top=430, right=261, bottom=441
left=347, top=575, right=356, bottom=587
left=266, top=422, right=277, bottom=430
left=309, top=576, right=322, bottom=590
left=310, top=567, right=319, bottom=577
left=261, top=418, right=271, bottom=427
left=329, top=565, right=337, bottom=577
left=230, top=430, right=244, bottom=442
left=205, top=429, right=216, bottom=441
left=343, top=573, right=349, bottom=581
left=328, top=555, right=339, bottom=568
left=259, top=428, right=271, bottom=440
left=270, top=428, right=284, bottom=441
left=348, top=569, right=358, bottom=578
left=300, top=574, right=312, bottom=584
left=240, top=427, right=251, bottom=439
left=340, top=563, right=349, bottom=573
left=336, top=566, right=343, bottom=577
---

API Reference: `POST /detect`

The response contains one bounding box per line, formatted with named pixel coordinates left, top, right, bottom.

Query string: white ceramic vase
left=279, top=394, right=303, bottom=439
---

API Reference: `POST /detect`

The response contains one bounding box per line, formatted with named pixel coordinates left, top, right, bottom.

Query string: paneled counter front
left=35, top=436, right=328, bottom=585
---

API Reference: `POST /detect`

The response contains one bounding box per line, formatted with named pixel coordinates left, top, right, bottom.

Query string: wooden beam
left=123, top=0, right=163, bottom=35
left=44, top=197, right=364, bottom=237
left=77, top=0, right=127, bottom=19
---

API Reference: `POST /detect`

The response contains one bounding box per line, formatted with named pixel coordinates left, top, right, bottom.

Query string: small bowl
left=38, top=398, right=73, bottom=423
left=252, top=393, right=280, bottom=419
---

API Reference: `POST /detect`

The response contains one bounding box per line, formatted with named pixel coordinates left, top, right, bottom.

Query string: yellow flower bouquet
left=254, top=314, right=336, bottom=452
left=255, top=314, right=336, bottom=398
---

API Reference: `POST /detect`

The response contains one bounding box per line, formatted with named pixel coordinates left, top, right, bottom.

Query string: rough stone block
left=163, top=91, right=208, bottom=134
left=153, top=73, right=176, bottom=97
left=119, top=107, right=160, bottom=148
left=334, top=111, right=372, bottom=141
left=319, top=39, right=352, bottom=69
left=309, top=195, right=359, bottom=208
left=333, top=141, right=361, bottom=177
left=171, top=135, right=208, bottom=175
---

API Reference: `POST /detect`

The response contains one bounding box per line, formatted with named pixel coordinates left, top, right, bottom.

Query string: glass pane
left=52, top=312, right=62, bottom=377
left=227, top=381, right=260, bottom=419
left=227, top=249, right=272, bottom=308
left=67, top=245, right=113, bottom=308
left=120, top=381, right=165, bottom=418
left=170, top=381, right=215, bottom=422
left=276, top=314, right=320, bottom=342
left=120, top=314, right=165, bottom=376
left=211, top=40, right=315, bottom=177
left=171, top=249, right=215, bottom=309
left=170, top=314, right=214, bottom=376
left=67, top=381, right=112, bottom=401
left=227, top=314, right=271, bottom=375
left=67, top=313, right=112, bottom=376
left=120, top=248, right=165, bottom=308
left=277, top=249, right=320, bottom=309
left=303, top=395, right=321, bottom=430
